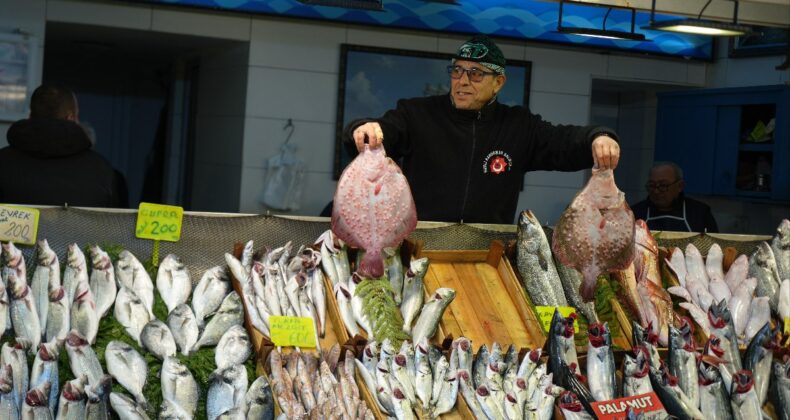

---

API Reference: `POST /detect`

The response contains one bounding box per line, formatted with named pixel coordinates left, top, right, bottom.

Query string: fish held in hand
left=331, top=146, right=417, bottom=279
left=552, top=168, right=635, bottom=301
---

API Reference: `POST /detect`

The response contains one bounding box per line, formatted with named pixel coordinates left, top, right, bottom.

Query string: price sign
left=0, top=205, right=39, bottom=245
left=535, top=306, right=578, bottom=333
left=591, top=392, right=667, bottom=420
left=135, top=202, right=183, bottom=242
left=270, top=316, right=317, bottom=348
left=784, top=318, right=790, bottom=346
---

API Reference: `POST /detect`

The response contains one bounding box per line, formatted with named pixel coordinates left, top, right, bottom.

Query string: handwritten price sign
left=135, top=202, right=183, bottom=242
left=0, top=205, right=39, bottom=245
left=535, top=306, right=578, bottom=333
left=270, top=316, right=317, bottom=348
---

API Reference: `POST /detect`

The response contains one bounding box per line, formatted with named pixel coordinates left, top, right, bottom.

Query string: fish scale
left=517, top=210, right=568, bottom=307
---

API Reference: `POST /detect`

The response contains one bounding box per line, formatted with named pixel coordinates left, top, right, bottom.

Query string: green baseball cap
left=454, top=35, right=506, bottom=74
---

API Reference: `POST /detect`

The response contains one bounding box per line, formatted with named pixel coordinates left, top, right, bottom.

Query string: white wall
left=707, top=39, right=790, bottom=88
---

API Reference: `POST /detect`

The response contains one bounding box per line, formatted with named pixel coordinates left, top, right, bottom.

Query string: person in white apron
left=631, top=162, right=718, bottom=233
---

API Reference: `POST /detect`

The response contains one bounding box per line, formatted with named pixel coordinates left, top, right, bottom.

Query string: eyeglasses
left=447, top=65, right=499, bottom=82
left=645, top=179, right=680, bottom=192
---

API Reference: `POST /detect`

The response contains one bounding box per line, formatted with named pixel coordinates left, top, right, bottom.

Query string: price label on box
left=0, top=205, right=39, bottom=245
left=270, top=316, right=317, bottom=348
left=591, top=392, right=667, bottom=420
left=784, top=318, right=789, bottom=346
left=535, top=306, right=578, bottom=333
left=135, top=202, right=183, bottom=242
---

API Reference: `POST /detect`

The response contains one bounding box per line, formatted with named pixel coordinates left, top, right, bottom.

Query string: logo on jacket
left=483, top=151, right=513, bottom=175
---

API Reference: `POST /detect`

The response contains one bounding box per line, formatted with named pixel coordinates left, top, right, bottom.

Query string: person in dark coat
left=343, top=35, right=620, bottom=224
left=0, top=84, right=126, bottom=208
left=631, top=161, right=718, bottom=233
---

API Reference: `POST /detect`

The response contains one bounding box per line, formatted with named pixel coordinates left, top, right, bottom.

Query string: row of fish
left=227, top=239, right=327, bottom=349
left=268, top=345, right=372, bottom=419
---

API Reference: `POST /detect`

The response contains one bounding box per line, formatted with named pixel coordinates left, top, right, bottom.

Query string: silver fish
left=743, top=323, right=775, bottom=406
left=517, top=210, right=568, bottom=307
left=773, top=358, right=790, bottom=420
left=400, top=258, right=428, bottom=334
left=415, top=352, right=433, bottom=410
left=772, top=219, right=790, bottom=281
left=517, top=348, right=542, bottom=379
left=244, top=376, right=274, bottom=420
left=191, top=266, right=230, bottom=328
left=84, top=374, right=111, bottom=420
left=623, top=348, right=652, bottom=397
left=65, top=331, right=104, bottom=385
left=2, top=340, right=29, bottom=412
left=334, top=283, right=360, bottom=338
left=2, top=242, right=26, bottom=287
left=21, top=381, right=51, bottom=420
left=192, top=292, right=243, bottom=352
left=215, top=325, right=252, bottom=370
left=475, top=384, right=505, bottom=420
left=8, top=272, right=41, bottom=353
left=114, top=287, right=152, bottom=346
left=384, top=247, right=404, bottom=305
left=432, top=368, right=458, bottom=418
left=548, top=309, right=579, bottom=386
left=207, top=365, right=247, bottom=420
left=708, top=300, right=742, bottom=374
left=316, top=231, right=341, bottom=287
left=63, top=244, right=88, bottom=304
left=88, top=245, right=116, bottom=320
left=32, top=239, right=59, bottom=335
left=161, top=357, right=199, bottom=417
left=308, top=263, right=327, bottom=338
left=390, top=354, right=416, bottom=405
left=45, top=287, right=69, bottom=343
left=167, top=304, right=199, bottom=356
left=457, top=370, right=486, bottom=419
left=429, top=356, right=449, bottom=408
left=749, top=242, right=781, bottom=314
left=31, top=342, right=59, bottom=417
left=558, top=390, right=594, bottom=420
left=0, top=286, right=7, bottom=335
left=587, top=322, right=616, bottom=402
left=668, top=320, right=699, bottom=410
left=156, top=254, right=191, bottom=314
left=362, top=341, right=379, bottom=376
left=158, top=398, right=190, bottom=419
left=411, top=288, right=455, bottom=344
left=554, top=258, right=599, bottom=324
left=452, top=337, right=474, bottom=372
left=391, top=387, right=416, bottom=420
left=105, top=341, right=148, bottom=409
left=57, top=376, right=88, bottom=420
left=70, top=282, right=98, bottom=345
left=472, top=344, right=489, bottom=390
left=140, top=320, right=177, bottom=360
left=698, top=358, right=734, bottom=420
left=0, top=365, right=17, bottom=420
left=730, top=370, right=761, bottom=420
left=348, top=273, right=373, bottom=336
left=109, top=393, right=150, bottom=420
left=115, top=250, right=155, bottom=318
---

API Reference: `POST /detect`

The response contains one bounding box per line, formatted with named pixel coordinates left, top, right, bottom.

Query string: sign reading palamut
left=591, top=392, right=667, bottom=420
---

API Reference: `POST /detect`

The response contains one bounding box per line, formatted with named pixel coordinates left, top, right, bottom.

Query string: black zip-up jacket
left=1, top=118, right=126, bottom=208
left=344, top=94, right=617, bottom=224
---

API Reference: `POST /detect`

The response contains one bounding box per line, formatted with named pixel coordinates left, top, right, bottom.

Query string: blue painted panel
left=120, top=0, right=713, bottom=59
left=712, top=106, right=740, bottom=196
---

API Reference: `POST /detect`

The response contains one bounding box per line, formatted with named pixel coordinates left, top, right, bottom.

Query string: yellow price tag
left=784, top=318, right=790, bottom=346
left=0, top=205, right=39, bottom=245
left=135, top=202, right=183, bottom=242
left=536, top=306, right=579, bottom=334
left=270, top=316, right=317, bottom=348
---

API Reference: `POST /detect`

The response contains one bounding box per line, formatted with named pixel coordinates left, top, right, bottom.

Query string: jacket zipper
left=459, top=110, right=481, bottom=222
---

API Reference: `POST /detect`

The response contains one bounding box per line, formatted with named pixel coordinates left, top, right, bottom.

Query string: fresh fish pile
left=666, top=236, right=782, bottom=345
left=226, top=239, right=327, bottom=348
left=268, top=345, right=372, bottom=419
left=331, top=145, right=417, bottom=279
left=552, top=168, right=636, bottom=301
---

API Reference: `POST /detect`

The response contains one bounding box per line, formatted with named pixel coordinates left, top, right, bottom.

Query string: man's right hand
left=352, top=122, right=384, bottom=152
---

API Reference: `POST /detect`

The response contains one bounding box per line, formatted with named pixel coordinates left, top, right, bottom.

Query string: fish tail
left=359, top=250, right=385, bottom=279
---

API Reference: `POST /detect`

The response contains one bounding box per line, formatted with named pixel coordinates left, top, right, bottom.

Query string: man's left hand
left=592, top=135, right=620, bottom=170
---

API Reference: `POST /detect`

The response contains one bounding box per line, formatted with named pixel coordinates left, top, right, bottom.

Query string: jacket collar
left=447, top=94, right=498, bottom=122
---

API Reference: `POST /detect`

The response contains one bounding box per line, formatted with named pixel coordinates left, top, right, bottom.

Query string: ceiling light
left=556, top=0, right=647, bottom=42
left=643, top=0, right=752, bottom=37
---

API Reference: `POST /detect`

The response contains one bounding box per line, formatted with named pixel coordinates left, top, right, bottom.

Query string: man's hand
left=592, top=135, right=620, bottom=170
left=352, top=122, right=385, bottom=152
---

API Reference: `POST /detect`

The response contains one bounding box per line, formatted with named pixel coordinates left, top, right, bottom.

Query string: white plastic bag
left=260, top=143, right=305, bottom=211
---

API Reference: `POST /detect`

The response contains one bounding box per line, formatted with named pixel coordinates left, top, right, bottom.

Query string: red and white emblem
left=483, top=150, right=513, bottom=175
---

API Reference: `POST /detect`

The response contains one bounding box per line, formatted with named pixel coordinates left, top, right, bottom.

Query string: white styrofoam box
left=242, top=117, right=335, bottom=173
left=46, top=0, right=151, bottom=30
left=524, top=169, right=586, bottom=189
left=724, top=55, right=786, bottom=88
left=246, top=67, right=337, bottom=122
left=437, top=34, right=526, bottom=63
left=190, top=162, right=242, bottom=212
left=515, top=185, right=580, bottom=225
left=193, top=116, right=245, bottom=166
left=238, top=167, right=337, bottom=216
left=687, top=61, right=706, bottom=86
left=524, top=46, right=605, bottom=96
left=0, top=0, right=45, bottom=35
left=151, top=7, right=251, bottom=41
left=197, top=65, right=248, bottom=117
left=528, top=91, right=590, bottom=126
left=347, top=27, right=438, bottom=52
left=249, top=18, right=346, bottom=73
left=607, top=55, right=689, bottom=84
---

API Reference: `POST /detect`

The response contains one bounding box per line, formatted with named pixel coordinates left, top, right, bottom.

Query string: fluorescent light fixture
left=297, top=0, right=383, bottom=10
left=644, top=19, right=752, bottom=36
left=556, top=0, right=647, bottom=42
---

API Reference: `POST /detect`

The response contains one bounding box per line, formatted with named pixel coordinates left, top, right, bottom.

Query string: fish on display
left=517, top=210, right=568, bottom=307
left=743, top=297, right=771, bottom=344
left=0, top=365, right=17, bottom=420
left=649, top=361, right=703, bottom=420
left=70, top=282, right=98, bottom=345
left=64, top=330, right=104, bottom=386
left=30, top=342, right=59, bottom=417
left=708, top=300, right=742, bottom=374
left=622, top=347, right=652, bottom=398
left=384, top=247, right=404, bottom=305
left=21, top=381, right=51, bottom=419
left=161, top=356, right=200, bottom=417
left=633, top=220, right=674, bottom=345
left=191, top=266, right=231, bottom=328
left=587, top=322, right=616, bottom=402
left=729, top=277, right=757, bottom=339
left=109, top=392, right=151, bottom=420
left=748, top=242, right=782, bottom=314
left=632, top=321, right=661, bottom=370
left=156, top=254, right=192, bottom=314
left=552, top=169, right=636, bottom=301
left=556, top=360, right=596, bottom=417
left=105, top=341, right=149, bottom=409
left=698, top=356, right=734, bottom=420
left=667, top=319, right=699, bottom=410
left=192, top=292, right=243, bottom=352
left=89, top=245, right=117, bottom=320
left=410, top=288, right=455, bottom=344
left=84, top=374, right=112, bottom=420
left=140, top=320, right=177, bottom=361
left=57, top=376, right=88, bottom=420
left=772, top=357, right=790, bottom=420
left=742, top=323, right=777, bottom=406
left=159, top=398, right=190, bottom=419
left=400, top=258, right=428, bottom=334
left=207, top=364, right=247, bottom=420
left=548, top=309, right=579, bottom=386
left=771, top=219, right=790, bottom=281
left=7, top=271, right=42, bottom=353
left=2, top=340, right=30, bottom=411
left=114, top=287, right=151, bottom=347
left=167, top=304, right=199, bottom=357
left=115, top=250, right=155, bottom=318
left=554, top=256, right=599, bottom=324
left=558, top=390, right=595, bottom=420
left=0, top=287, right=7, bottom=335
left=243, top=376, right=274, bottom=420
left=730, top=370, right=762, bottom=420
left=331, top=145, right=417, bottom=279
left=45, top=287, right=70, bottom=343
left=63, top=243, right=89, bottom=304
left=31, top=239, right=60, bottom=335
left=215, top=325, right=252, bottom=370
left=780, top=279, right=790, bottom=321
left=2, top=242, right=27, bottom=288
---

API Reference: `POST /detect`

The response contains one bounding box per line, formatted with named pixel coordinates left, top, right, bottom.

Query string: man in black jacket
left=0, top=84, right=127, bottom=208
left=345, top=35, right=620, bottom=224
left=631, top=162, right=718, bottom=233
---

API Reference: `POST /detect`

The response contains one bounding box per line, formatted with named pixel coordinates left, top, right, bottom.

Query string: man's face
left=450, top=60, right=505, bottom=111
left=647, top=165, right=684, bottom=210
